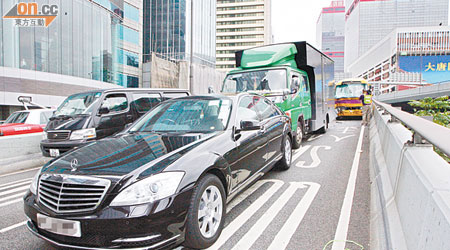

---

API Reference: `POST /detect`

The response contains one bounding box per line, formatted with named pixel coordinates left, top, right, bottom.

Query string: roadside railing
left=373, top=99, right=450, bottom=157
left=369, top=100, right=450, bottom=250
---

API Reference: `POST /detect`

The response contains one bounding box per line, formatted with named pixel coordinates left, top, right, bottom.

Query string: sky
left=272, top=0, right=333, bottom=48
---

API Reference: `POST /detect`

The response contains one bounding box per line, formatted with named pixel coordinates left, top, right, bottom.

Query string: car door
left=254, top=96, right=285, bottom=163
left=231, top=95, right=266, bottom=189
left=96, top=93, right=133, bottom=138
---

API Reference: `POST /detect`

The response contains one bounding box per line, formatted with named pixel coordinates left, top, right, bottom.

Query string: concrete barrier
left=0, top=133, right=50, bottom=175
left=369, top=106, right=450, bottom=250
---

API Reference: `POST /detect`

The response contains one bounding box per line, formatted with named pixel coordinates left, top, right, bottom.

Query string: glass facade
left=0, top=0, right=125, bottom=85
left=143, top=0, right=216, bottom=67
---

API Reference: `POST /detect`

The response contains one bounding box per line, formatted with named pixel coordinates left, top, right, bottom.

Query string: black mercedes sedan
left=24, top=93, right=293, bottom=249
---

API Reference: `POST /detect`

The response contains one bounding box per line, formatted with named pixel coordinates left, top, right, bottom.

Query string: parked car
left=40, top=88, right=190, bottom=157
left=0, top=109, right=55, bottom=136
left=24, top=93, right=292, bottom=249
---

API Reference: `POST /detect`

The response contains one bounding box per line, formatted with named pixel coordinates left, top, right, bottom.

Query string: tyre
left=318, top=116, right=329, bottom=134
left=292, top=121, right=303, bottom=149
left=276, top=135, right=292, bottom=170
left=184, top=174, right=226, bottom=249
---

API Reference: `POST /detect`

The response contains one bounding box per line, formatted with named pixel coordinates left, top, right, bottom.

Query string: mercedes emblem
left=70, top=158, right=78, bottom=171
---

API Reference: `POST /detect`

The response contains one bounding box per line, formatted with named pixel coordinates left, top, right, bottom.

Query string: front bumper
left=40, top=139, right=90, bottom=157
left=338, top=109, right=362, bottom=117
left=24, top=188, right=193, bottom=249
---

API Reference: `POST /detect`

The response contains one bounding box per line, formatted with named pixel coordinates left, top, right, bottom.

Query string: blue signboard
left=398, top=55, right=450, bottom=84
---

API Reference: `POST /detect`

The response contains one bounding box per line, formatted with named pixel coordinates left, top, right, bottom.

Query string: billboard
left=398, top=55, right=450, bottom=84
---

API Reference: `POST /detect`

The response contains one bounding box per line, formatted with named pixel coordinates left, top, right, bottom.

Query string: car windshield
left=54, top=92, right=102, bottom=116
left=335, top=83, right=367, bottom=98
left=222, top=69, right=287, bottom=93
left=130, top=98, right=232, bottom=133
left=4, top=111, right=29, bottom=124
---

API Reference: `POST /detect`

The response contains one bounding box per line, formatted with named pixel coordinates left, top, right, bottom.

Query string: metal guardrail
left=373, top=99, right=450, bottom=157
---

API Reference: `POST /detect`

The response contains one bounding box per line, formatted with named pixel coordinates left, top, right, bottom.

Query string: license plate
left=49, top=149, right=60, bottom=157
left=37, top=214, right=81, bottom=237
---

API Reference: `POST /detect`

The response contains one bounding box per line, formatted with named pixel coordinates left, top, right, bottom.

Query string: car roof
left=72, top=88, right=190, bottom=96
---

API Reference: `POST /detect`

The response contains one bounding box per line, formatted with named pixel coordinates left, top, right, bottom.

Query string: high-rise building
left=0, top=0, right=142, bottom=119
left=316, top=1, right=345, bottom=76
left=142, top=0, right=216, bottom=67
left=344, top=0, right=449, bottom=71
left=216, top=0, right=272, bottom=71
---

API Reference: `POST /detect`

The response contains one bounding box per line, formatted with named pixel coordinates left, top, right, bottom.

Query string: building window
left=124, top=3, right=139, bottom=23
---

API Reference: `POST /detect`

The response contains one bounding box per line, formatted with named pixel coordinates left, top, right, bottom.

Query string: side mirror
left=239, top=120, right=262, bottom=132
left=98, top=106, right=110, bottom=115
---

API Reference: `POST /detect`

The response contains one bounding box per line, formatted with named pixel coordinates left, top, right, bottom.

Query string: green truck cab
left=221, top=42, right=335, bottom=148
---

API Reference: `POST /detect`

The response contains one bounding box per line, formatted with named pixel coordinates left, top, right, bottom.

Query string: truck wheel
left=184, top=174, right=226, bottom=249
left=292, top=122, right=303, bottom=149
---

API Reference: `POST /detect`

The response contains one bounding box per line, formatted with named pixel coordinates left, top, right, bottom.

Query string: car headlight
left=69, top=128, right=96, bottom=140
left=110, top=172, right=185, bottom=206
left=30, top=170, right=41, bottom=195
left=42, top=132, right=47, bottom=140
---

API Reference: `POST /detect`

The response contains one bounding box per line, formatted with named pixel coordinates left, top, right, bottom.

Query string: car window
left=132, top=93, right=162, bottom=113
left=236, top=96, right=260, bottom=123
left=101, top=94, right=128, bottom=112
left=302, top=76, right=309, bottom=91
left=255, top=97, right=279, bottom=120
left=40, top=111, right=53, bottom=125
left=162, top=92, right=189, bottom=100
left=5, top=111, right=29, bottom=124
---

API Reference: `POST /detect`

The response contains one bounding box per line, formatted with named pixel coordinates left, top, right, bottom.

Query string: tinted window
left=101, top=94, right=128, bottom=112
left=255, top=98, right=279, bottom=120
left=236, top=96, right=260, bottom=123
left=5, top=112, right=29, bottom=124
left=132, top=93, right=162, bottom=113
left=130, top=98, right=232, bottom=132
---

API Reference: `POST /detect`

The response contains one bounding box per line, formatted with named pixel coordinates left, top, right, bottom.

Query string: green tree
left=408, top=96, right=450, bottom=163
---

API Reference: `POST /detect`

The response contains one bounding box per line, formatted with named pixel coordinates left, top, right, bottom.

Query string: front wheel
left=184, top=174, right=226, bottom=249
left=276, top=135, right=292, bottom=170
left=292, top=122, right=303, bottom=149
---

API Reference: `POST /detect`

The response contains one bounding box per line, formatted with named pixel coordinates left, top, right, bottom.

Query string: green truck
left=221, top=42, right=335, bottom=148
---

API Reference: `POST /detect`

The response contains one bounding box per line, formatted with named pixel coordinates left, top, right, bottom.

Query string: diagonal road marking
left=297, top=146, right=331, bottom=168
left=0, top=198, right=23, bottom=208
left=226, top=180, right=267, bottom=213
left=206, top=179, right=284, bottom=250
left=0, top=186, right=30, bottom=197
left=268, top=182, right=321, bottom=250
left=231, top=182, right=307, bottom=250
left=0, top=178, right=32, bottom=189
left=292, top=145, right=311, bottom=163
left=0, top=180, right=31, bottom=192
left=0, top=221, right=27, bottom=234
left=0, top=192, right=26, bottom=202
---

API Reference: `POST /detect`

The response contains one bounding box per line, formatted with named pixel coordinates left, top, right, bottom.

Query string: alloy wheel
left=198, top=185, right=223, bottom=238
left=284, top=137, right=292, bottom=165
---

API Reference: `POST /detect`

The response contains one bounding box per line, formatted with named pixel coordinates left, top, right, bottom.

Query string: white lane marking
left=226, top=180, right=267, bottom=213
left=231, top=182, right=307, bottom=250
left=268, top=182, right=321, bottom=250
left=341, top=127, right=357, bottom=134
left=331, top=126, right=365, bottom=250
left=0, top=178, right=32, bottom=188
left=0, top=198, right=23, bottom=208
left=0, top=221, right=27, bottom=234
left=206, top=179, right=284, bottom=250
left=291, top=145, right=311, bottom=162
left=0, top=167, right=40, bottom=178
left=0, top=185, right=29, bottom=196
left=307, top=134, right=323, bottom=142
left=330, top=135, right=355, bottom=142
left=0, top=192, right=26, bottom=202
left=0, top=180, right=32, bottom=191
left=296, top=146, right=331, bottom=168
